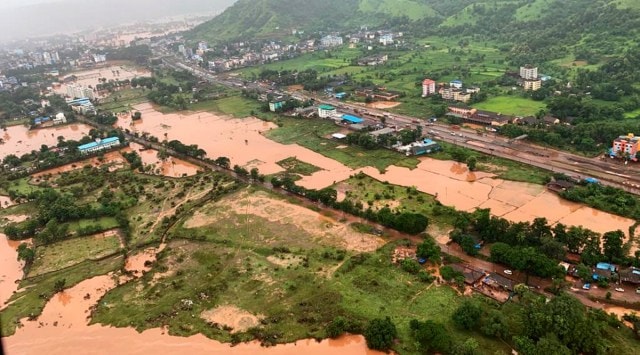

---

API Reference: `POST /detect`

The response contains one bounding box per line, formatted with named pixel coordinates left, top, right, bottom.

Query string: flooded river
left=0, top=233, right=23, bottom=309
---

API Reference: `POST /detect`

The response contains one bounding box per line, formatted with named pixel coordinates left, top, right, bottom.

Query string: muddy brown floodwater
left=122, top=142, right=200, bottom=177
left=0, top=123, right=93, bottom=159
left=118, top=104, right=635, bottom=239
left=0, top=233, right=23, bottom=309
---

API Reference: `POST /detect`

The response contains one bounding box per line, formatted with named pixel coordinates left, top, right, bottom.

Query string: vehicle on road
left=503, top=269, right=512, bottom=275
left=450, top=131, right=456, bottom=135
left=583, top=283, right=591, bottom=290
left=615, top=287, right=624, bottom=292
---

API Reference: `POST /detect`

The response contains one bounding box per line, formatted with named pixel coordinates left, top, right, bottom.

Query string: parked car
left=615, top=287, right=624, bottom=292
left=636, top=287, right=640, bottom=294
left=503, top=269, right=512, bottom=275
left=583, top=283, right=591, bottom=290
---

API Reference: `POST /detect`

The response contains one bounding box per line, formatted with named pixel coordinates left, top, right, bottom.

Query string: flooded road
left=0, top=233, right=23, bottom=309
left=55, top=64, right=151, bottom=99
left=0, top=123, right=93, bottom=159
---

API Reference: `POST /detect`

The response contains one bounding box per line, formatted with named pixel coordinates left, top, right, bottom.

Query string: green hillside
left=189, top=0, right=640, bottom=64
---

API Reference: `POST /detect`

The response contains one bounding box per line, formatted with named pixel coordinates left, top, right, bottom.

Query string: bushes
left=364, top=317, right=397, bottom=351
left=452, top=300, right=483, bottom=330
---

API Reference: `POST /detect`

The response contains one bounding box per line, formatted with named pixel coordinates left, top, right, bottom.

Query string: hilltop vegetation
left=191, top=0, right=640, bottom=63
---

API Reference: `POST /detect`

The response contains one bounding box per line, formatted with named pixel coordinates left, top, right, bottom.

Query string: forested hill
left=188, top=0, right=640, bottom=56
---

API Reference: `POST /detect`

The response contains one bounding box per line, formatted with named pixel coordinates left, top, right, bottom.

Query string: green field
left=29, top=233, right=122, bottom=276
left=276, top=157, right=322, bottom=176
left=265, top=116, right=420, bottom=171
left=189, top=96, right=263, bottom=118
left=98, top=88, right=148, bottom=112
left=334, top=173, right=457, bottom=226
left=472, top=96, right=547, bottom=116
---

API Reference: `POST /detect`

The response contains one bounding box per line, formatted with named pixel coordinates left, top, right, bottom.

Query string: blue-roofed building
left=34, top=116, right=51, bottom=125
left=342, top=114, right=364, bottom=124
left=620, top=267, right=640, bottom=285
left=335, top=92, right=347, bottom=99
left=78, top=137, right=121, bottom=154
left=596, top=262, right=616, bottom=272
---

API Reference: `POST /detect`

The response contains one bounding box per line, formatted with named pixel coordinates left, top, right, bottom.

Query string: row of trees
left=271, top=174, right=429, bottom=235
left=451, top=208, right=631, bottom=278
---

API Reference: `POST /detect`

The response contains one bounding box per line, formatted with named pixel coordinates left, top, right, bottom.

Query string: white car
left=503, top=270, right=513, bottom=275
left=615, top=287, right=625, bottom=292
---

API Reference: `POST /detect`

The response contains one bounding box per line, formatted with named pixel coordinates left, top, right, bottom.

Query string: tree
left=466, top=156, right=477, bottom=171
left=17, top=243, right=35, bottom=266
left=131, top=111, right=142, bottom=120
left=401, top=258, right=421, bottom=274
left=416, top=237, right=441, bottom=263
left=214, top=156, right=230, bottom=169
left=452, top=300, right=483, bottom=330
left=409, top=319, right=452, bottom=353
left=364, top=317, right=397, bottom=351
left=452, top=338, right=479, bottom=355
left=603, top=230, right=624, bottom=261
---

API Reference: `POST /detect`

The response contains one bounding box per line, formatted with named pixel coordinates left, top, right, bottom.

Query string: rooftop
left=342, top=114, right=364, bottom=124
left=78, top=137, right=120, bottom=151
left=318, top=104, right=335, bottom=110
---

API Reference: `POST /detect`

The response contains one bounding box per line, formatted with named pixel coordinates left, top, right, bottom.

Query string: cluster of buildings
left=422, top=78, right=480, bottom=103
left=519, top=65, right=542, bottom=91
left=609, top=133, right=640, bottom=161
left=65, top=83, right=95, bottom=100
left=32, top=113, right=67, bottom=127
left=67, top=97, right=96, bottom=115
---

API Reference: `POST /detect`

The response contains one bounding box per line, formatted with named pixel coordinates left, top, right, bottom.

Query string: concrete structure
left=610, top=133, right=640, bottom=161
left=357, top=54, right=388, bottom=66
left=519, top=65, right=538, bottom=80
left=523, top=79, right=542, bottom=91
left=78, top=137, right=121, bottom=154
left=422, top=79, right=436, bottom=97
left=53, top=113, right=67, bottom=125
left=269, top=100, right=285, bottom=112
left=450, top=80, right=463, bottom=89
left=341, top=114, right=364, bottom=124
left=66, top=84, right=95, bottom=100
left=34, top=116, right=51, bottom=125
left=320, top=35, right=343, bottom=47
left=318, top=104, right=336, bottom=118
left=379, top=33, right=393, bottom=45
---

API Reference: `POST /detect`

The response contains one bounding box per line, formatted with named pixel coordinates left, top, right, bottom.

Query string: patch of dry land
left=200, top=305, right=263, bottom=333
left=184, top=189, right=385, bottom=252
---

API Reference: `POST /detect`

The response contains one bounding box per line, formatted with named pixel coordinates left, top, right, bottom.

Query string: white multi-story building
left=66, top=84, right=95, bottom=100
left=520, top=65, right=538, bottom=80
left=320, top=35, right=343, bottom=47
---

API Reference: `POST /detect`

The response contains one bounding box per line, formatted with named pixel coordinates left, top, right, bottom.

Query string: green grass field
left=276, top=157, right=322, bottom=176
left=472, top=96, right=547, bottom=116
left=98, top=88, right=148, bottom=112
left=67, top=217, right=120, bottom=235
left=189, top=96, right=263, bottom=118
left=334, top=173, right=457, bottom=226
left=29, top=233, right=122, bottom=277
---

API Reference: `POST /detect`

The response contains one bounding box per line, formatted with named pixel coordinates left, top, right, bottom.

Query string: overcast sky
left=0, top=0, right=63, bottom=10
left=0, top=0, right=236, bottom=42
